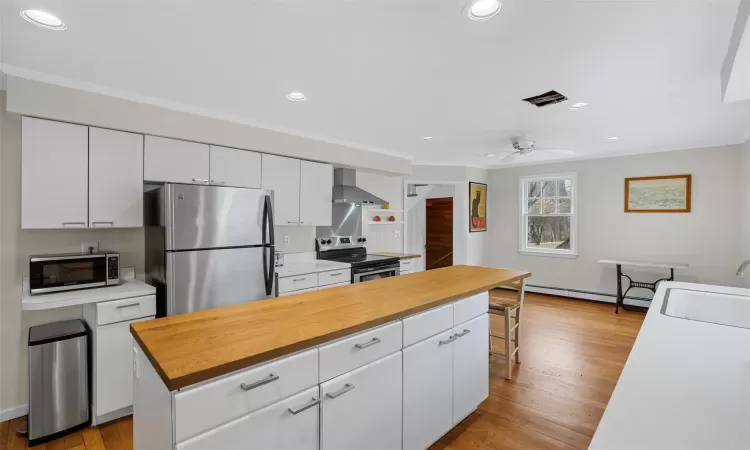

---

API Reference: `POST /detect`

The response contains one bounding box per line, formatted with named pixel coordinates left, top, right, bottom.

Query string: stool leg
left=488, top=316, right=493, bottom=354
left=504, top=310, right=512, bottom=380
left=514, top=307, right=521, bottom=364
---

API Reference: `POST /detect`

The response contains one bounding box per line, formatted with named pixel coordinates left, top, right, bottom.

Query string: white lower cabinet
left=403, top=329, right=455, bottom=450
left=320, top=351, right=402, bottom=450
left=177, top=386, right=320, bottom=450
left=452, top=314, right=489, bottom=423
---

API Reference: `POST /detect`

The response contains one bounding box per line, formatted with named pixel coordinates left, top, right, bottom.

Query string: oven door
left=29, top=254, right=108, bottom=295
left=353, top=265, right=400, bottom=283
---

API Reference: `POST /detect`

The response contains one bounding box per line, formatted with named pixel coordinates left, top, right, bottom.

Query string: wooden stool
left=488, top=279, right=526, bottom=379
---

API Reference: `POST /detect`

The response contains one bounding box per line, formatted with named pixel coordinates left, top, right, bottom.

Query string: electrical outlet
left=284, top=236, right=291, bottom=245
left=394, top=230, right=401, bottom=239
left=82, top=242, right=99, bottom=254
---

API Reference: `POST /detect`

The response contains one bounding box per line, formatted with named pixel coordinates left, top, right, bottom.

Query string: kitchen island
left=130, top=265, right=530, bottom=450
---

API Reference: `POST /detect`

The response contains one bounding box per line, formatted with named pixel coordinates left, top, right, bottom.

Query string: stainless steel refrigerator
left=145, top=183, right=275, bottom=317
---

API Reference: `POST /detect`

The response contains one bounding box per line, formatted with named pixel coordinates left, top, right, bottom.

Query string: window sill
left=518, top=250, right=579, bottom=259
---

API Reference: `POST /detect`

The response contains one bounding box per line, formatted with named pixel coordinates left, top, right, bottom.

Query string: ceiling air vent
left=522, top=90, right=568, bottom=108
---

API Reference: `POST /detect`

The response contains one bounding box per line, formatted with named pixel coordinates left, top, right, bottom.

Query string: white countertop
left=590, top=281, right=750, bottom=449
left=22, top=277, right=156, bottom=310
left=276, top=260, right=351, bottom=278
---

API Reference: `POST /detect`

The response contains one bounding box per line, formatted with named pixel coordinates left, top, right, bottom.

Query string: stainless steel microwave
left=29, top=252, right=120, bottom=295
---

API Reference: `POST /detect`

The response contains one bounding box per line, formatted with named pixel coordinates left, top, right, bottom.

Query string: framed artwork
left=624, top=174, right=691, bottom=213
left=469, top=182, right=487, bottom=232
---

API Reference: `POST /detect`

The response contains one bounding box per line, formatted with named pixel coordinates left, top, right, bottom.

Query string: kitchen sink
left=661, top=288, right=750, bottom=329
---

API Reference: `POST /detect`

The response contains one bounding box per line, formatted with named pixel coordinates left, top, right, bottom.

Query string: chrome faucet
left=737, top=260, right=750, bottom=276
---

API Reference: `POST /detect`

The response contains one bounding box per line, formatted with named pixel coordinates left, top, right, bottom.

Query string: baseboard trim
left=499, top=284, right=652, bottom=309
left=1, top=404, right=28, bottom=422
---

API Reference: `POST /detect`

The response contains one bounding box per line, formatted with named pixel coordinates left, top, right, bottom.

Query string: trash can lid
left=29, top=319, right=87, bottom=346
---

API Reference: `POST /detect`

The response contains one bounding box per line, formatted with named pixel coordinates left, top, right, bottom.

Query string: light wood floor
left=1, top=292, right=644, bottom=450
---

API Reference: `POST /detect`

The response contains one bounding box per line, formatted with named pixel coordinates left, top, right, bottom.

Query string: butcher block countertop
left=131, top=265, right=530, bottom=391
left=373, top=252, right=422, bottom=260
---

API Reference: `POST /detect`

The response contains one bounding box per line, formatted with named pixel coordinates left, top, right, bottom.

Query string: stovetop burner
left=316, top=236, right=399, bottom=268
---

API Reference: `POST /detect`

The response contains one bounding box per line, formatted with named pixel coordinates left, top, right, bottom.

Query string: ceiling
left=3, top=0, right=750, bottom=168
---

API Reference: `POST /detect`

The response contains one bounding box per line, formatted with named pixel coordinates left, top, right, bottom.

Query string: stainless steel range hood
left=332, top=168, right=387, bottom=205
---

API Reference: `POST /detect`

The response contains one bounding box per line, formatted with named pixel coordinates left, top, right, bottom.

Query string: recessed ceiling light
left=468, top=0, right=502, bottom=21
left=421, top=136, right=433, bottom=141
left=486, top=153, right=496, bottom=157
left=605, top=136, right=619, bottom=141
left=20, top=9, right=66, bottom=30
left=569, top=102, right=589, bottom=110
left=286, top=92, right=307, bottom=102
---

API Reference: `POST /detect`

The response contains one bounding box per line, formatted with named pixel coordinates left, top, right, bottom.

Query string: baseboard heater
left=501, top=284, right=652, bottom=304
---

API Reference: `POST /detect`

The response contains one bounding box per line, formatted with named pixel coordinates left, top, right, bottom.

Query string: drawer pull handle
left=293, top=277, right=307, bottom=282
left=354, top=337, right=381, bottom=349
left=402, top=261, right=412, bottom=265
left=62, top=222, right=86, bottom=228
left=117, top=303, right=140, bottom=309
left=330, top=273, right=343, bottom=277
left=288, top=397, right=321, bottom=415
left=92, top=221, right=114, bottom=227
left=439, top=335, right=458, bottom=346
left=192, top=178, right=209, bottom=183
left=240, top=373, right=279, bottom=391
left=456, top=329, right=471, bottom=338
left=211, top=180, right=227, bottom=185
left=326, top=383, right=355, bottom=399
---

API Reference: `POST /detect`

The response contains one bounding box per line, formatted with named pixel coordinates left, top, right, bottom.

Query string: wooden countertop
left=373, top=252, right=422, bottom=260
left=131, top=265, right=530, bottom=391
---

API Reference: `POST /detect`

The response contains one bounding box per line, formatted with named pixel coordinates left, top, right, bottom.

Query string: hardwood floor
left=1, top=292, right=644, bottom=450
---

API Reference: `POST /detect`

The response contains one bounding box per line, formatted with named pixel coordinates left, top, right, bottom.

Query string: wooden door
left=425, top=197, right=453, bottom=270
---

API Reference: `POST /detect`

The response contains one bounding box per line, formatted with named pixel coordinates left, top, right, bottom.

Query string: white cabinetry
left=177, top=386, right=320, bottom=450
left=299, top=160, right=333, bottom=226
left=89, top=128, right=144, bottom=228
left=144, top=136, right=209, bottom=184
left=208, top=146, right=261, bottom=189
left=400, top=257, right=423, bottom=275
left=261, top=154, right=301, bottom=226
left=83, top=294, right=156, bottom=424
left=403, top=329, right=455, bottom=450
left=452, top=314, right=489, bottom=423
left=320, top=352, right=402, bottom=450
left=21, top=117, right=89, bottom=229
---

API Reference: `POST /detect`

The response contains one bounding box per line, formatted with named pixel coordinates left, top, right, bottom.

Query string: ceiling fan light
left=468, top=0, right=502, bottom=21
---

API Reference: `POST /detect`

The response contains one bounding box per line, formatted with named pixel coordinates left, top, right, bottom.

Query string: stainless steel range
left=317, top=237, right=400, bottom=283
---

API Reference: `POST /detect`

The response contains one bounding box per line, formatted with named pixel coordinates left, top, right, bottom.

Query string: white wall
left=740, top=139, right=750, bottom=287
left=488, top=145, right=744, bottom=301
left=358, top=172, right=405, bottom=253
left=6, top=76, right=412, bottom=176
left=0, top=103, right=146, bottom=415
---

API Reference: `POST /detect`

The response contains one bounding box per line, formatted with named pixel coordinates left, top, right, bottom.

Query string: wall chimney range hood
left=332, top=168, right=387, bottom=205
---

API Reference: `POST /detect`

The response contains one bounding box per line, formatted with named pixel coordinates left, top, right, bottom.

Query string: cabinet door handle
left=210, top=180, right=226, bottom=185
left=439, top=335, right=458, bottom=346
left=117, top=303, right=140, bottom=309
left=287, top=221, right=299, bottom=224
left=293, top=277, right=307, bottom=282
left=62, top=222, right=86, bottom=228
left=288, top=397, right=321, bottom=415
left=240, top=373, right=279, bottom=391
left=326, top=383, right=355, bottom=399
left=402, top=261, right=412, bottom=265
left=456, top=329, right=471, bottom=338
left=192, top=178, right=209, bottom=183
left=354, top=337, right=381, bottom=349
left=330, top=273, right=343, bottom=277
left=92, top=221, right=114, bottom=227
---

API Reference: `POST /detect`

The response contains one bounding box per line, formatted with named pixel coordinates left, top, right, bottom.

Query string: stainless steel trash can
left=28, top=319, right=90, bottom=446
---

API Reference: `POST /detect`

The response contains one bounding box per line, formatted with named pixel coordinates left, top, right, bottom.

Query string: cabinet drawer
left=318, top=269, right=350, bottom=287
left=96, top=295, right=156, bottom=326
left=403, top=303, right=453, bottom=347
left=400, top=269, right=414, bottom=275
left=400, top=259, right=416, bottom=270
left=278, top=286, right=318, bottom=297
left=318, top=281, right=350, bottom=290
left=453, top=292, right=489, bottom=326
left=174, top=348, right=318, bottom=443
left=319, top=321, right=402, bottom=382
left=278, top=274, right=317, bottom=294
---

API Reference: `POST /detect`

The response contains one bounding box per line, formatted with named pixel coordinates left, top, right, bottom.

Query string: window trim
left=518, top=172, right=578, bottom=258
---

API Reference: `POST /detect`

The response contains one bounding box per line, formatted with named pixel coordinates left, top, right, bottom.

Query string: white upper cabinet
left=452, top=314, right=489, bottom=424
left=144, top=136, right=209, bottom=184
left=261, top=154, right=301, bottom=226
left=299, top=160, right=333, bottom=226
left=209, top=146, right=262, bottom=189
left=89, top=128, right=144, bottom=228
left=22, top=117, right=89, bottom=229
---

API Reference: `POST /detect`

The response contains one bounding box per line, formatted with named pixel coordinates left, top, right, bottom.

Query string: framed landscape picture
left=625, top=174, right=691, bottom=213
left=469, top=182, right=487, bottom=232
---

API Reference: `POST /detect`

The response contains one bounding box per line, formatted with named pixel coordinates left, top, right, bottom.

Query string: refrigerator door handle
left=262, top=195, right=275, bottom=296
left=263, top=195, right=275, bottom=246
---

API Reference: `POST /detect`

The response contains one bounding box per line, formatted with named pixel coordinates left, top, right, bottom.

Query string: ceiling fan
left=498, top=139, right=576, bottom=163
